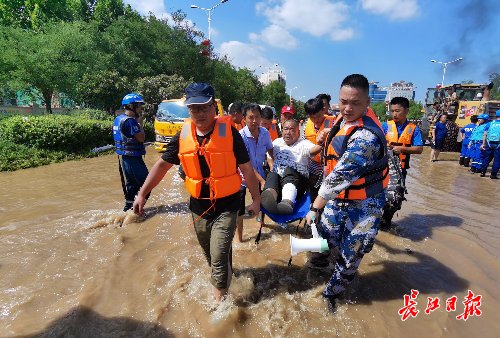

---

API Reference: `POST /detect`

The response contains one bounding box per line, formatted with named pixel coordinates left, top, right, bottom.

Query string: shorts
left=432, top=137, right=445, bottom=150
left=238, top=186, right=246, bottom=216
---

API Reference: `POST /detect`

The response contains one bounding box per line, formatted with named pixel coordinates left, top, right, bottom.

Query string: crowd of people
left=110, top=73, right=496, bottom=314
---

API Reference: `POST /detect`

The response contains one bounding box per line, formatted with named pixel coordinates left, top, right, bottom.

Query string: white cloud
left=256, top=0, right=355, bottom=43
left=219, top=41, right=272, bottom=70
left=254, top=24, right=299, bottom=50
left=360, top=0, right=419, bottom=20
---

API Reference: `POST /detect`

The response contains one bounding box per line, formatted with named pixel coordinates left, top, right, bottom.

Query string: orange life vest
left=305, top=115, right=335, bottom=163
left=385, top=120, right=416, bottom=169
left=178, top=116, right=242, bottom=200
left=324, top=109, right=389, bottom=200
left=268, top=120, right=279, bottom=141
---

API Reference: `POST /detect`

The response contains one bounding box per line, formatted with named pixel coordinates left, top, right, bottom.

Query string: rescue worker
left=468, top=114, right=490, bottom=173
left=316, top=93, right=333, bottom=116
left=306, top=74, right=389, bottom=312
left=381, top=97, right=423, bottom=228
left=229, top=102, right=245, bottom=130
left=459, top=115, right=478, bottom=167
left=479, top=110, right=500, bottom=178
left=113, top=93, right=149, bottom=212
left=133, top=83, right=261, bottom=302
left=304, top=97, right=335, bottom=202
left=382, top=97, right=424, bottom=181
left=260, top=106, right=280, bottom=141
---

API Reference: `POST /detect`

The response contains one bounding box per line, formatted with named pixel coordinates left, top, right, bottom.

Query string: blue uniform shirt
left=382, top=120, right=424, bottom=146
left=461, top=123, right=477, bottom=143
left=434, top=121, right=447, bottom=140
left=470, top=122, right=490, bottom=141
left=121, top=117, right=142, bottom=138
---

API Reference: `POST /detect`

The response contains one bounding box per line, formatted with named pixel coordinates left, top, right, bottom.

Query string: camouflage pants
left=318, top=192, right=385, bottom=297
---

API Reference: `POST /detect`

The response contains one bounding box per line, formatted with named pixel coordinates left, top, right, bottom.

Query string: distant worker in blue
left=430, top=114, right=447, bottom=162
left=479, top=110, right=500, bottom=179
left=468, top=114, right=490, bottom=173
left=459, top=115, right=478, bottom=167
left=113, top=93, right=149, bottom=211
left=306, top=74, right=389, bottom=312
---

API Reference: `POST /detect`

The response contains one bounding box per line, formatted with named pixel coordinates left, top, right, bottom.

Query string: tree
left=261, top=81, right=287, bottom=115
left=1, top=22, right=95, bottom=113
left=75, top=70, right=128, bottom=112
left=371, top=101, right=389, bottom=121
left=488, top=73, right=500, bottom=100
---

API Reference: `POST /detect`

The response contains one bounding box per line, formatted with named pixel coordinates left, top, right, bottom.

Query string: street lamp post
left=431, top=57, right=463, bottom=86
left=191, top=0, right=229, bottom=42
left=289, top=86, right=298, bottom=104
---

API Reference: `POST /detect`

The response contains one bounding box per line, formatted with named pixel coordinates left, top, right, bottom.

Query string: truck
left=154, top=98, right=225, bottom=152
left=420, top=83, right=500, bottom=146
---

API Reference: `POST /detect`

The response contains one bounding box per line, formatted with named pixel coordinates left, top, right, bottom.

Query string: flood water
left=1, top=147, right=498, bottom=337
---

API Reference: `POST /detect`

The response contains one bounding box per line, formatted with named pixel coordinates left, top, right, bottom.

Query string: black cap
left=185, top=83, right=215, bottom=106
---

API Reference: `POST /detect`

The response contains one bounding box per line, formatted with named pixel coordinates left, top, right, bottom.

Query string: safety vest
left=305, top=115, right=335, bottom=163
left=385, top=120, right=416, bottom=169
left=268, top=120, right=279, bottom=141
left=113, top=114, right=145, bottom=156
left=470, top=123, right=489, bottom=141
left=324, top=110, right=389, bottom=200
left=487, top=120, right=500, bottom=142
left=178, top=116, right=242, bottom=200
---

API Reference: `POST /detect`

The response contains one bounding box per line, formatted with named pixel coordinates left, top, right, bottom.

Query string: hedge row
left=0, top=111, right=155, bottom=171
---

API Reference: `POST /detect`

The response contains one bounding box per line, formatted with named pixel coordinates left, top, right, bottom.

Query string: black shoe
left=261, top=189, right=278, bottom=213
left=323, top=295, right=338, bottom=314
left=464, top=158, right=470, bottom=167
left=459, top=157, right=465, bottom=166
left=491, top=174, right=498, bottom=179
left=277, top=199, right=294, bottom=214
left=123, top=202, right=133, bottom=212
left=480, top=172, right=486, bottom=177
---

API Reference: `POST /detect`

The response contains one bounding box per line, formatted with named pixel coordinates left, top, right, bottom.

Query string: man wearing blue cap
left=480, top=110, right=500, bottom=178
left=468, top=114, right=491, bottom=173
left=133, top=83, right=261, bottom=302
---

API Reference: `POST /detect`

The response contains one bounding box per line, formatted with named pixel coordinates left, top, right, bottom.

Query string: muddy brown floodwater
left=0, top=147, right=498, bottom=337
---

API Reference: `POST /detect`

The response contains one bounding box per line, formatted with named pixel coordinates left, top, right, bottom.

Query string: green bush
left=0, top=115, right=113, bottom=152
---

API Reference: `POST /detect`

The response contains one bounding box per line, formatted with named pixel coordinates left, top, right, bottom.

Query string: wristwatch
left=310, top=206, right=319, bottom=212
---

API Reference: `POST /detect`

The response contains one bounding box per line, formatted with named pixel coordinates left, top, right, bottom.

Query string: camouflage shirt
left=318, top=127, right=384, bottom=201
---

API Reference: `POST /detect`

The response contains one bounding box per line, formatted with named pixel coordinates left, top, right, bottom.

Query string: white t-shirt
left=272, top=138, right=315, bottom=178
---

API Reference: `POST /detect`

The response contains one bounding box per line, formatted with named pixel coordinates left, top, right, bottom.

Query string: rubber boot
left=459, top=156, right=465, bottom=166
left=480, top=171, right=486, bottom=177
left=463, top=158, right=470, bottom=167
left=490, top=174, right=498, bottom=179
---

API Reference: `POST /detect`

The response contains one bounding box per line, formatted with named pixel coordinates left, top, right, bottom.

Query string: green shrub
left=0, top=115, right=113, bottom=152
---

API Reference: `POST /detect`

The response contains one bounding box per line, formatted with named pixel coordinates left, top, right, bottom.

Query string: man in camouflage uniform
left=306, top=74, right=388, bottom=312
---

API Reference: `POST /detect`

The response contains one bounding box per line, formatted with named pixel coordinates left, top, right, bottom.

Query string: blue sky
left=125, top=0, right=500, bottom=103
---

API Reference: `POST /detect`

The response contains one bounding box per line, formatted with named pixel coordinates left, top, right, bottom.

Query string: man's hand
left=391, top=145, right=405, bottom=154
left=316, top=128, right=331, bottom=144
left=306, top=210, right=318, bottom=225
left=247, top=200, right=260, bottom=217
left=480, top=143, right=486, bottom=150
left=133, top=194, right=146, bottom=216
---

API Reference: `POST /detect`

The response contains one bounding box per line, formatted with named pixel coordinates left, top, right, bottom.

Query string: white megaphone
left=290, top=235, right=329, bottom=256
left=290, top=223, right=329, bottom=256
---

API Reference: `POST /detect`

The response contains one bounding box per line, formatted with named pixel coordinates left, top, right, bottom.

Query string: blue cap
left=477, top=113, right=490, bottom=120
left=122, top=93, right=144, bottom=106
left=185, top=83, right=214, bottom=106
left=496, top=109, right=500, bottom=117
